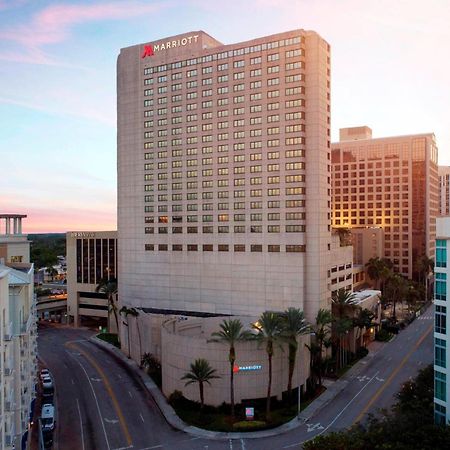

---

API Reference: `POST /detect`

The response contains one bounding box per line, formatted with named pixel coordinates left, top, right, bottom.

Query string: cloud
left=0, top=1, right=168, bottom=65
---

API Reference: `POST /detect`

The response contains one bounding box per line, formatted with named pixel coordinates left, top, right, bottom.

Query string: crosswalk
left=417, top=315, right=433, bottom=320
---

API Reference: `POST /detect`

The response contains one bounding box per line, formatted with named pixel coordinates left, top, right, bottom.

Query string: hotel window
left=250, top=153, right=262, bottom=161
left=187, top=69, right=197, bottom=77
left=172, top=106, right=182, bottom=113
left=251, top=245, right=262, bottom=252
left=251, top=213, right=262, bottom=221
left=158, top=244, right=168, bottom=251
left=268, top=176, right=280, bottom=184
left=234, top=226, right=245, bottom=234
left=187, top=244, right=198, bottom=251
left=286, top=99, right=305, bottom=108
left=250, top=56, right=262, bottom=64
left=250, top=117, right=262, bottom=125
left=250, top=69, right=262, bottom=77
left=286, top=175, right=304, bottom=183
left=144, top=78, right=153, bottom=85
left=435, top=338, right=446, bottom=368
left=217, top=180, right=229, bottom=187
left=250, top=81, right=262, bottom=89
left=268, top=201, right=280, bottom=208
left=435, top=305, right=447, bottom=334
left=144, top=89, right=153, bottom=96
left=171, top=72, right=182, bottom=80
left=144, top=227, right=154, bottom=234
left=145, top=244, right=154, bottom=251
left=202, top=77, right=212, bottom=85
left=250, top=93, right=262, bottom=101
left=217, top=63, right=228, bottom=71
left=435, top=371, right=446, bottom=401
left=217, top=86, right=229, bottom=95
left=267, top=103, right=279, bottom=111
left=268, top=245, right=280, bottom=252
left=268, top=226, right=280, bottom=233
left=436, top=273, right=447, bottom=301
left=218, top=244, right=229, bottom=251
left=250, top=165, right=262, bottom=173
left=203, top=244, right=213, bottom=251
left=286, top=225, right=306, bottom=232
left=218, top=110, right=229, bottom=118
left=250, top=105, right=262, bottom=113
left=250, top=141, right=262, bottom=148
left=234, top=60, right=245, bottom=68
left=268, top=213, right=280, bottom=220
left=268, top=152, right=280, bottom=159
left=250, top=189, right=262, bottom=197
left=286, top=87, right=304, bottom=96
left=250, top=201, right=262, bottom=209
left=286, top=61, right=302, bottom=70
left=286, top=112, right=304, bottom=120
left=268, top=115, right=280, bottom=123
left=267, top=139, right=280, bottom=147
left=267, top=66, right=279, bottom=73
left=437, top=240, right=447, bottom=268
left=234, top=190, right=245, bottom=198
left=267, top=78, right=279, bottom=86
left=144, top=100, right=154, bottom=107
left=186, top=103, right=197, bottom=111
left=217, top=75, right=228, bottom=83
left=286, top=245, right=306, bottom=253
left=286, top=212, right=305, bottom=220
left=268, top=188, right=280, bottom=196
left=286, top=187, right=305, bottom=195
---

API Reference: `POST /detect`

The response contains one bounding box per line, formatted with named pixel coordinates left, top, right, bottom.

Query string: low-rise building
left=66, top=231, right=117, bottom=329
left=0, top=214, right=37, bottom=450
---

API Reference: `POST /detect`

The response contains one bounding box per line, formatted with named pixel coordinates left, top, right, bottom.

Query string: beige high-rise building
left=438, top=166, right=450, bottom=216
left=0, top=214, right=37, bottom=450
left=117, top=30, right=331, bottom=321
left=331, top=127, right=439, bottom=278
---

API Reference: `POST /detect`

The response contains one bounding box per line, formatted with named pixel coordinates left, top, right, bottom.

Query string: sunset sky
left=1, top=0, right=449, bottom=233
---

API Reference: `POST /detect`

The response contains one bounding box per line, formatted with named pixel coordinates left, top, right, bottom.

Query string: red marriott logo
left=141, top=34, right=199, bottom=59
left=141, top=45, right=154, bottom=58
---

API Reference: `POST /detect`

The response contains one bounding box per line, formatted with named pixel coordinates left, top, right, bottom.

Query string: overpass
left=36, top=294, right=67, bottom=322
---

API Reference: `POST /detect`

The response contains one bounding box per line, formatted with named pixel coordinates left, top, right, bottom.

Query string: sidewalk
left=90, top=336, right=386, bottom=441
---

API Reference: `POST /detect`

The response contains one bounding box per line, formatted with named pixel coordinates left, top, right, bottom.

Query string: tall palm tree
left=332, top=289, right=358, bottom=319
left=210, top=319, right=251, bottom=419
left=307, top=309, right=333, bottom=389
left=365, top=257, right=392, bottom=292
left=280, top=308, right=310, bottom=401
left=96, top=277, right=119, bottom=336
left=119, top=306, right=133, bottom=358
left=252, top=311, right=283, bottom=420
left=181, top=358, right=220, bottom=410
left=129, top=307, right=142, bottom=363
left=335, top=317, right=353, bottom=370
left=353, top=308, right=374, bottom=348
left=416, top=255, right=434, bottom=301
left=385, top=273, right=407, bottom=322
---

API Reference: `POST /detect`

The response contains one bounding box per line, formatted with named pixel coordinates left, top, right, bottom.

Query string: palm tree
left=129, top=308, right=142, bottom=363
left=210, top=319, right=251, bottom=419
left=335, top=317, right=353, bottom=370
left=252, top=311, right=283, bottom=420
left=306, top=309, right=333, bottom=389
left=416, top=255, right=434, bottom=301
left=365, top=257, right=392, bottom=292
left=332, top=289, right=358, bottom=319
left=280, top=308, right=310, bottom=401
left=119, top=306, right=133, bottom=358
left=385, top=273, right=407, bottom=322
left=181, top=358, right=220, bottom=410
left=96, top=277, right=119, bottom=335
left=353, top=308, right=374, bottom=348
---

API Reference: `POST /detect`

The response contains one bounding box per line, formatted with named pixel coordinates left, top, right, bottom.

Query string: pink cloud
left=0, top=1, right=168, bottom=64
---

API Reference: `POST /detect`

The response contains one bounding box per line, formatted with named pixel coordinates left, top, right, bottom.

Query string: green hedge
left=232, top=420, right=266, bottom=431
left=97, top=333, right=120, bottom=348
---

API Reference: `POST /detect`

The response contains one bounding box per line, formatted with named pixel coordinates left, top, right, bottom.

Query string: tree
left=334, top=317, right=353, bottom=371
left=385, top=273, right=407, bottom=322
left=353, top=308, right=374, bottom=348
left=252, top=311, right=283, bottom=419
left=416, top=255, right=434, bottom=301
left=119, top=306, right=134, bottom=358
left=307, top=309, right=332, bottom=388
left=332, top=289, right=358, bottom=319
left=129, top=307, right=142, bottom=363
left=96, top=278, right=119, bottom=336
left=365, top=257, right=392, bottom=292
left=210, top=319, right=251, bottom=419
left=181, top=358, right=220, bottom=410
left=280, top=308, right=310, bottom=401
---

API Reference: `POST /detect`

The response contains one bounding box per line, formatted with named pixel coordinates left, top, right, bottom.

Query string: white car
left=41, top=404, right=55, bottom=432
left=42, top=376, right=53, bottom=390
left=40, top=369, right=50, bottom=381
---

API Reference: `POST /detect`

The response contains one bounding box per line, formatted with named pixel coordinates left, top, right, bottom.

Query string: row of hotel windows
left=143, top=124, right=306, bottom=136
left=145, top=177, right=304, bottom=188
left=334, top=219, right=409, bottom=226
left=144, top=84, right=305, bottom=98
left=144, top=100, right=306, bottom=114
left=144, top=199, right=304, bottom=207
left=144, top=112, right=305, bottom=124
left=144, top=188, right=306, bottom=201
left=144, top=243, right=306, bottom=252
left=145, top=162, right=305, bottom=171
left=144, top=225, right=306, bottom=233
left=147, top=212, right=305, bottom=222
left=142, top=37, right=304, bottom=74
left=145, top=149, right=305, bottom=160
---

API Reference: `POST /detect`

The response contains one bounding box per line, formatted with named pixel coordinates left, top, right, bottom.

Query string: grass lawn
left=97, top=332, right=120, bottom=348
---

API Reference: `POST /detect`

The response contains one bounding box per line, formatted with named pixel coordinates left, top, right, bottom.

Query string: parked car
left=41, top=404, right=55, bottom=432
left=42, top=376, right=53, bottom=390
left=40, top=369, right=50, bottom=381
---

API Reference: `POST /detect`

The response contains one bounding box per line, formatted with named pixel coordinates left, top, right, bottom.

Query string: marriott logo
left=141, top=34, right=200, bottom=58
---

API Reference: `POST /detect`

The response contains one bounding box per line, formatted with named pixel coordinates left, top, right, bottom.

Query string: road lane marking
left=104, top=418, right=119, bottom=424
left=66, top=350, right=111, bottom=450
left=71, top=379, right=75, bottom=385
left=67, top=343, right=133, bottom=447
left=229, top=439, right=233, bottom=450
left=240, top=439, right=246, bottom=450
left=354, top=323, right=433, bottom=423
left=283, top=370, right=380, bottom=448
left=139, top=413, right=145, bottom=423
left=76, top=399, right=86, bottom=450
left=306, top=423, right=324, bottom=432
left=128, top=391, right=133, bottom=398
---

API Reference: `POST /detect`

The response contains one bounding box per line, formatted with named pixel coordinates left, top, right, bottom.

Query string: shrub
left=232, top=420, right=267, bottom=431
left=375, top=328, right=393, bottom=342
left=97, top=333, right=120, bottom=348
left=355, top=347, right=369, bottom=359
left=168, top=390, right=183, bottom=404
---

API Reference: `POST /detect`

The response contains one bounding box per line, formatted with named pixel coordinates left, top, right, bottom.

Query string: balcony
left=4, top=321, right=13, bottom=341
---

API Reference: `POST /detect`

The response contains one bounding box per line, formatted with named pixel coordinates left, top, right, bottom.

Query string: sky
left=0, top=0, right=449, bottom=233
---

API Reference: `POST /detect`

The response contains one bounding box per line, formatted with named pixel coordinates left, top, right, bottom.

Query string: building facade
left=117, top=29, right=331, bottom=322
left=0, top=214, right=37, bottom=450
left=434, top=216, right=450, bottom=424
left=438, top=166, right=450, bottom=216
left=331, top=127, right=439, bottom=278
left=66, top=231, right=117, bottom=328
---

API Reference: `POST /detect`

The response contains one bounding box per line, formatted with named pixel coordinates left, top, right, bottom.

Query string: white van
left=41, top=404, right=55, bottom=432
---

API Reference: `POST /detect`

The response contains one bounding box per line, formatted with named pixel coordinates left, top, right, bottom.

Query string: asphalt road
left=37, top=306, right=433, bottom=450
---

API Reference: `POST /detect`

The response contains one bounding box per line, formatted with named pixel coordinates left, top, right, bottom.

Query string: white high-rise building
left=0, top=214, right=37, bottom=449
left=434, top=216, right=450, bottom=425
left=117, top=30, right=331, bottom=321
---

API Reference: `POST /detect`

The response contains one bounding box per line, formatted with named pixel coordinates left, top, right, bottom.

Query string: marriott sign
left=141, top=34, right=200, bottom=58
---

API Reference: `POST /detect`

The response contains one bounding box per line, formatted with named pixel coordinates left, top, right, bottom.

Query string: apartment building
left=438, top=166, right=450, bottom=216
left=66, top=231, right=117, bottom=328
left=434, top=216, right=450, bottom=424
left=0, top=214, right=37, bottom=449
left=117, top=29, right=331, bottom=322
left=331, top=127, right=439, bottom=278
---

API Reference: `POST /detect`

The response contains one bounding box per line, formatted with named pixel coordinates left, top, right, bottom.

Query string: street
left=37, top=305, right=433, bottom=450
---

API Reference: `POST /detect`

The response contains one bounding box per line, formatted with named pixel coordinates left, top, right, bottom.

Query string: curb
left=89, top=336, right=370, bottom=440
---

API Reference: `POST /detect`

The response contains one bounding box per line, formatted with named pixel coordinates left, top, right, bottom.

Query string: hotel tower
left=117, top=30, right=331, bottom=321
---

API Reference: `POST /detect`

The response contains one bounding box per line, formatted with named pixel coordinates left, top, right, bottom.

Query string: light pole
left=297, top=344, right=301, bottom=420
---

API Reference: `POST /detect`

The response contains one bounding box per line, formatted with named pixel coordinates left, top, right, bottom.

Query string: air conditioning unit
left=4, top=367, right=13, bottom=376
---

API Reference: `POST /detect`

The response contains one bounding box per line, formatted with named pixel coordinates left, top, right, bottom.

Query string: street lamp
left=297, top=343, right=301, bottom=420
